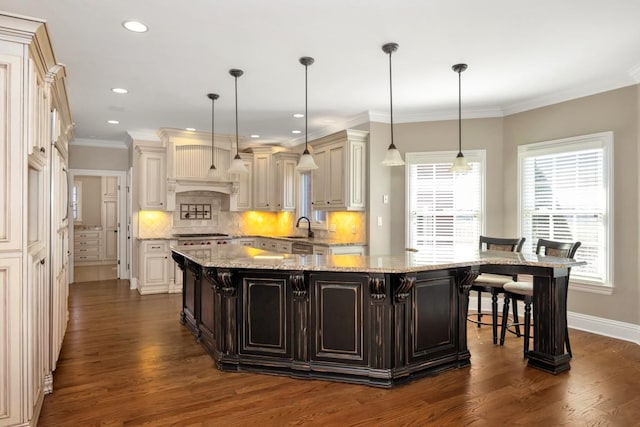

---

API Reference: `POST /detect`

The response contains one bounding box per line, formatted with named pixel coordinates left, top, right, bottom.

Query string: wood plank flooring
left=39, top=279, right=640, bottom=426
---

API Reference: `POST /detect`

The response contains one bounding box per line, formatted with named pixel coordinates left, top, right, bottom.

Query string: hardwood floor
left=39, top=280, right=640, bottom=426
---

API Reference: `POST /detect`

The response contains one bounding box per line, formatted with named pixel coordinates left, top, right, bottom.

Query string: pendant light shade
left=381, top=42, right=404, bottom=167
left=207, top=93, right=219, bottom=178
left=450, top=63, right=471, bottom=173
left=296, top=56, right=318, bottom=172
left=227, top=68, right=249, bottom=175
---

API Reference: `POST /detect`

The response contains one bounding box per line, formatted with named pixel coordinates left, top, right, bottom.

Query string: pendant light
left=450, top=63, right=471, bottom=173
left=207, top=93, right=219, bottom=178
left=295, top=56, right=318, bottom=171
left=381, top=42, right=404, bottom=167
left=227, top=68, right=249, bottom=175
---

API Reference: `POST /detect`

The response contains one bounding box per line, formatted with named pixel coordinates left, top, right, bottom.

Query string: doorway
left=69, top=169, right=129, bottom=283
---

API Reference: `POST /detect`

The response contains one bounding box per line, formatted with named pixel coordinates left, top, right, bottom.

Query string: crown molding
left=126, top=130, right=161, bottom=142
left=70, top=138, right=128, bottom=149
left=502, top=76, right=637, bottom=116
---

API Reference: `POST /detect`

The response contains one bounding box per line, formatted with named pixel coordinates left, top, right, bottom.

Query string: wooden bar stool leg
left=491, top=289, right=499, bottom=345
left=477, top=290, right=482, bottom=327
left=500, top=293, right=510, bottom=345
left=512, top=300, right=521, bottom=337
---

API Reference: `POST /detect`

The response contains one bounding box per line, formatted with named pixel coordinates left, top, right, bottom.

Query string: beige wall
left=502, top=85, right=639, bottom=325
left=370, top=117, right=504, bottom=255
left=69, top=144, right=129, bottom=170
left=368, top=84, right=639, bottom=325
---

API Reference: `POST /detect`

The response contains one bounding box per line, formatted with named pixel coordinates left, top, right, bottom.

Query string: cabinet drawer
left=76, top=231, right=101, bottom=239
left=75, top=254, right=100, bottom=261
left=144, top=241, right=168, bottom=253
left=277, top=242, right=292, bottom=253
left=75, top=246, right=100, bottom=255
left=75, top=239, right=101, bottom=248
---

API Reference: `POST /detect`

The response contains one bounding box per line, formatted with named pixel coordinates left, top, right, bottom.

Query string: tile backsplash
left=137, top=190, right=366, bottom=242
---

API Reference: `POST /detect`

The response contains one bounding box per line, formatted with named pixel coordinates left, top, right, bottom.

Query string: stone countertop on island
left=171, top=245, right=584, bottom=274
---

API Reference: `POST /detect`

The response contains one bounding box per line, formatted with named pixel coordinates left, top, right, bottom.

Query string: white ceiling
left=3, top=0, right=640, bottom=148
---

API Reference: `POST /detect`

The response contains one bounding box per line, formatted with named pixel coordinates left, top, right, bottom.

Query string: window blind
left=406, top=151, right=485, bottom=264
left=519, top=132, right=612, bottom=285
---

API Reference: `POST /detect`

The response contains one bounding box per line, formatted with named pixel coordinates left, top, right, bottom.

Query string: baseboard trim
left=475, top=293, right=640, bottom=345
left=130, top=277, right=137, bottom=290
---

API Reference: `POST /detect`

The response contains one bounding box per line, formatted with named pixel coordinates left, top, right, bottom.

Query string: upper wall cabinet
left=273, top=152, right=298, bottom=211
left=252, top=147, right=299, bottom=212
left=136, top=144, right=167, bottom=210
left=311, top=129, right=368, bottom=211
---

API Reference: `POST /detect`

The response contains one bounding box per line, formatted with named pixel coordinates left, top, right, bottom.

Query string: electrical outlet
left=377, top=216, right=383, bottom=226
left=352, top=225, right=357, bottom=234
left=383, top=194, right=389, bottom=204
left=329, top=223, right=336, bottom=232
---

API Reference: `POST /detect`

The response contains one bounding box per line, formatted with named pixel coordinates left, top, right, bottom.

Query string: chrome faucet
left=295, top=216, right=314, bottom=238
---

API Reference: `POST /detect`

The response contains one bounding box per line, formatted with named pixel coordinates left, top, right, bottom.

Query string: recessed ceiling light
left=291, top=130, right=302, bottom=134
left=111, top=87, right=128, bottom=94
left=250, top=134, right=260, bottom=138
left=122, top=20, right=148, bottom=33
left=107, top=120, right=119, bottom=124
left=185, top=127, right=196, bottom=131
left=293, top=113, right=304, bottom=118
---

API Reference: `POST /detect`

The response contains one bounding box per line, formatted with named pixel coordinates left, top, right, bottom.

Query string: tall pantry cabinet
left=0, top=13, right=73, bottom=426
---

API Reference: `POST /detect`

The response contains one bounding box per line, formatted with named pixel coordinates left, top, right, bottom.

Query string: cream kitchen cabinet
left=252, top=148, right=298, bottom=212
left=136, top=145, right=167, bottom=210
left=0, top=12, right=74, bottom=426
left=252, top=148, right=272, bottom=210
left=313, top=245, right=366, bottom=255
left=273, top=152, right=298, bottom=211
left=74, top=230, right=102, bottom=263
left=311, top=129, right=367, bottom=211
left=138, top=240, right=171, bottom=295
left=231, top=153, right=253, bottom=211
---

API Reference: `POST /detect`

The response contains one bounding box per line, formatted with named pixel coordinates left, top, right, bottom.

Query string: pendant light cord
left=388, top=49, right=394, bottom=148
left=305, top=62, right=308, bottom=152
left=211, top=99, right=215, bottom=165
left=458, top=69, right=462, bottom=154
left=234, top=75, right=239, bottom=154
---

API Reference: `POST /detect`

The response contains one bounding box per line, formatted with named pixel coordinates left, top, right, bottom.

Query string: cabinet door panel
left=102, top=199, right=118, bottom=261
left=0, top=54, right=23, bottom=251
left=327, top=144, right=345, bottom=206
left=241, top=275, right=290, bottom=357
left=253, top=154, right=271, bottom=209
left=310, top=273, right=368, bottom=364
left=408, top=275, right=457, bottom=363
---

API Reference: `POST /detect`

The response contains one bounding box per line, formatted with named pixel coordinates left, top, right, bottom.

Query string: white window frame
left=405, top=149, right=486, bottom=261
left=71, top=180, right=82, bottom=222
left=296, top=171, right=327, bottom=230
left=517, top=131, right=613, bottom=293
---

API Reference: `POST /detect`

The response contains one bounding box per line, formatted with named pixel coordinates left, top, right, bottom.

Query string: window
left=406, top=150, right=486, bottom=263
left=71, top=180, right=82, bottom=222
left=518, top=132, right=612, bottom=287
left=297, top=171, right=326, bottom=229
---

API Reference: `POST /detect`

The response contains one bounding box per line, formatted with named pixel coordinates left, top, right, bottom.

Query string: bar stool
left=500, top=239, right=581, bottom=358
left=469, top=236, right=525, bottom=344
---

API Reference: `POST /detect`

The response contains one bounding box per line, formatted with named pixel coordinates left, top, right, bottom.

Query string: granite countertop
left=170, top=246, right=585, bottom=274
left=242, top=235, right=366, bottom=247
left=135, top=235, right=364, bottom=246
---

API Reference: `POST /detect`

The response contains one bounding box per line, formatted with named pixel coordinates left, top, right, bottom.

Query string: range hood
left=171, top=178, right=238, bottom=195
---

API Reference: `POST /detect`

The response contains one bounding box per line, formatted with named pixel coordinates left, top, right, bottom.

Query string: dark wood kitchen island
left=171, top=246, right=582, bottom=387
